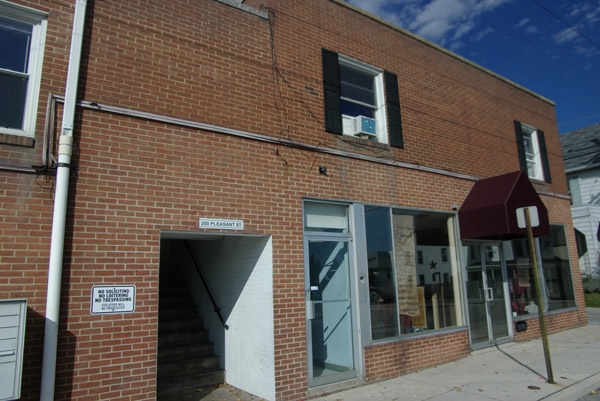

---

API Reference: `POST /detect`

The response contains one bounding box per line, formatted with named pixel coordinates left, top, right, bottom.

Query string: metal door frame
left=465, top=242, right=514, bottom=349
left=304, top=233, right=360, bottom=387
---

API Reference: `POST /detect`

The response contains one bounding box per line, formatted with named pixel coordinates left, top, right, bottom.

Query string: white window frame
left=0, top=1, right=47, bottom=138
left=521, top=124, right=544, bottom=181
left=568, top=176, right=582, bottom=205
left=338, top=55, right=387, bottom=144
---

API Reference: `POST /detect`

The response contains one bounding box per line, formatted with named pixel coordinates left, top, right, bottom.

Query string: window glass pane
left=505, top=225, right=576, bottom=317
left=340, top=67, right=375, bottom=106
left=364, top=206, right=458, bottom=340
left=412, top=211, right=456, bottom=333
left=523, top=134, right=534, bottom=155
left=504, top=239, right=537, bottom=317
left=365, top=206, right=399, bottom=340
left=568, top=177, right=581, bottom=205
left=541, top=225, right=576, bottom=311
left=341, top=100, right=374, bottom=118
left=0, top=16, right=32, bottom=73
left=304, top=202, right=349, bottom=233
left=0, top=73, right=27, bottom=129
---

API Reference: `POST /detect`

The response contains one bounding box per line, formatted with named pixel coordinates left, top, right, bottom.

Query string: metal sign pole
left=525, top=207, right=554, bottom=384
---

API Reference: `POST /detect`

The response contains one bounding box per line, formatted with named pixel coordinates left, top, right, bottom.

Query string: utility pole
left=525, top=207, right=554, bottom=384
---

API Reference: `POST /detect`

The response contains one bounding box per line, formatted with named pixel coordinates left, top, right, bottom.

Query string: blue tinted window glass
left=340, top=66, right=375, bottom=106
left=341, top=101, right=374, bottom=118
left=0, top=16, right=32, bottom=73
left=0, top=73, right=27, bottom=129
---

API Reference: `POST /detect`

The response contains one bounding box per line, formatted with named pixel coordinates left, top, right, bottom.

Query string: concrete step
left=157, top=342, right=215, bottom=362
left=158, top=317, right=204, bottom=334
left=158, top=329, right=210, bottom=347
left=158, top=354, right=221, bottom=377
left=159, top=305, right=200, bottom=320
left=157, top=265, right=224, bottom=396
left=157, top=370, right=225, bottom=395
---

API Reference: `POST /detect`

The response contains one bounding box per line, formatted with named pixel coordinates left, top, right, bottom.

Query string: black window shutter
left=538, top=130, right=552, bottom=183
left=514, top=120, right=527, bottom=172
left=322, top=49, right=343, bottom=134
left=384, top=71, right=403, bottom=148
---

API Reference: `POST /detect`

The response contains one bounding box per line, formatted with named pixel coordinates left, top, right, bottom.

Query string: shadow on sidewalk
left=495, top=344, right=547, bottom=380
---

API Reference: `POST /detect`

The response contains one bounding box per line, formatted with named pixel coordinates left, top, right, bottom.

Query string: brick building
left=0, top=0, right=587, bottom=400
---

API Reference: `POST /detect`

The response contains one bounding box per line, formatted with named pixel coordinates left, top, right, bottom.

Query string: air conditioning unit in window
left=351, top=115, right=377, bottom=138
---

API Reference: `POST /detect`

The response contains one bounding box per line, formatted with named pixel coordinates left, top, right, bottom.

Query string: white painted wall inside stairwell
left=184, top=235, right=275, bottom=401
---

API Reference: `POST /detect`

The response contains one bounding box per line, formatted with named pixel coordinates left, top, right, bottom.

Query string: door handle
left=486, top=288, right=494, bottom=301
left=306, top=300, right=315, bottom=320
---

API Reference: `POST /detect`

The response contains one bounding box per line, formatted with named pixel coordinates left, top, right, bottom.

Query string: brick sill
left=340, top=134, right=391, bottom=151
left=0, top=133, right=35, bottom=148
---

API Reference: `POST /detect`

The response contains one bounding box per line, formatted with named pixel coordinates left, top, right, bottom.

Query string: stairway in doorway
left=157, top=269, right=224, bottom=396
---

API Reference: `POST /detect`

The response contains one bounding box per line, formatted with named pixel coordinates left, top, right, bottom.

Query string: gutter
left=40, top=1, right=87, bottom=400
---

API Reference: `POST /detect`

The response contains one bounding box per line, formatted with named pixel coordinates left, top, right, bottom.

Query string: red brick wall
left=364, top=329, right=470, bottom=381
left=0, top=1, right=583, bottom=400
left=514, top=309, right=587, bottom=343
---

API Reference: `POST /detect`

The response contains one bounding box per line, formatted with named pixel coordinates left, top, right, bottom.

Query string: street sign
left=516, top=206, right=539, bottom=228
left=199, top=218, right=244, bottom=230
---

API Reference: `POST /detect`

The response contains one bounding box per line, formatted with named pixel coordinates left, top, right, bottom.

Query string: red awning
left=458, top=171, right=550, bottom=240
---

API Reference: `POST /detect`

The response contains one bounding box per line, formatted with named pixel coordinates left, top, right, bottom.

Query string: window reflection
left=505, top=224, right=575, bottom=317
left=365, top=207, right=399, bottom=340
left=541, top=225, right=576, bottom=311
left=413, top=211, right=457, bottom=333
left=366, top=207, right=458, bottom=340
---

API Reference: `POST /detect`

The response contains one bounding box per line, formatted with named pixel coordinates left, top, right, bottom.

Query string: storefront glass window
left=541, top=225, right=576, bottom=311
left=410, top=210, right=458, bottom=334
left=365, top=206, right=399, bottom=340
left=366, top=207, right=458, bottom=339
left=505, top=225, right=575, bottom=317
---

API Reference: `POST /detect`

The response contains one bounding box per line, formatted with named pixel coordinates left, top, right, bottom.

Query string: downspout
left=40, top=1, right=87, bottom=400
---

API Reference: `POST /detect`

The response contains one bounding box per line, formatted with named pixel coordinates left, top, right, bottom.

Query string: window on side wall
left=0, top=2, right=47, bottom=138
left=567, top=176, right=581, bottom=205
left=322, top=49, right=403, bottom=148
left=514, top=121, right=551, bottom=183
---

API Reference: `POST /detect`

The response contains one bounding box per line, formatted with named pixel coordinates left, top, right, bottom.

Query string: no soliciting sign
left=91, top=285, right=136, bottom=314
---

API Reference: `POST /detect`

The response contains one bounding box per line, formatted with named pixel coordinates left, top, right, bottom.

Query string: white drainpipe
left=40, top=1, right=87, bottom=400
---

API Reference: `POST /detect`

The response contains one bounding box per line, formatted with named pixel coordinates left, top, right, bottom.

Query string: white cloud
left=473, top=26, right=494, bottom=42
left=513, top=17, right=538, bottom=35
left=514, top=18, right=529, bottom=28
left=345, top=0, right=398, bottom=16
left=346, top=0, right=513, bottom=47
left=553, top=27, right=580, bottom=45
left=525, top=25, right=539, bottom=34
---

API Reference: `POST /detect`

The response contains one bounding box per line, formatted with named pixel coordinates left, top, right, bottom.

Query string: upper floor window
left=514, top=121, right=551, bottom=183
left=0, top=2, right=47, bottom=138
left=322, top=49, right=403, bottom=148
left=567, top=176, right=582, bottom=205
left=441, top=247, right=448, bottom=262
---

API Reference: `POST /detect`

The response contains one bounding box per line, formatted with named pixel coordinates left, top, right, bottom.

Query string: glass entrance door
left=305, top=238, right=358, bottom=386
left=465, top=244, right=512, bottom=348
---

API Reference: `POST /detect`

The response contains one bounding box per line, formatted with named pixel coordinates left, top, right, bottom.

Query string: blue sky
left=345, top=0, right=600, bottom=134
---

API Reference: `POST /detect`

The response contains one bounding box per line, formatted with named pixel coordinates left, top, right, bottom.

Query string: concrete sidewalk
left=314, top=323, right=600, bottom=401
left=163, top=312, right=600, bottom=401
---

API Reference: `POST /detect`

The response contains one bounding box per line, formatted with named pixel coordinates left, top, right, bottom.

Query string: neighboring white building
left=561, top=123, right=600, bottom=278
